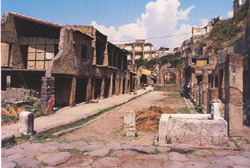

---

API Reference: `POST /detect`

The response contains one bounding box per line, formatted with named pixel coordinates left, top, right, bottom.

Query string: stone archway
left=163, top=72, right=176, bottom=84
left=158, top=68, right=180, bottom=85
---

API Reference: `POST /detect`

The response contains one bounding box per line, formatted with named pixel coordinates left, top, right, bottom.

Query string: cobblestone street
left=2, top=140, right=250, bottom=168
left=2, top=90, right=250, bottom=168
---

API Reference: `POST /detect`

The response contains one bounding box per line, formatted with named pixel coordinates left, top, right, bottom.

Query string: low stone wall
left=1, top=88, right=38, bottom=103
left=159, top=114, right=228, bottom=146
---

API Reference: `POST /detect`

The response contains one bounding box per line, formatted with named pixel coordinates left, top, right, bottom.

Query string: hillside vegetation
left=206, top=0, right=249, bottom=50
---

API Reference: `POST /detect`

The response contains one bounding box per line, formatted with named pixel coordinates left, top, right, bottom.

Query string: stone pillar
left=100, top=78, right=105, bottom=99
left=120, top=74, right=124, bottom=94
left=41, top=77, right=55, bottom=115
left=109, top=74, right=113, bottom=97
left=176, top=71, right=180, bottom=85
left=125, top=74, right=128, bottom=94
left=199, top=82, right=203, bottom=106
left=92, top=78, right=96, bottom=100
left=18, top=111, right=34, bottom=135
left=86, top=78, right=92, bottom=102
left=225, top=54, right=244, bottom=136
left=124, top=110, right=136, bottom=137
left=69, top=77, right=76, bottom=107
left=191, top=72, right=196, bottom=100
left=202, top=69, right=209, bottom=114
left=128, top=78, right=131, bottom=93
left=193, top=83, right=197, bottom=103
left=115, top=77, right=119, bottom=95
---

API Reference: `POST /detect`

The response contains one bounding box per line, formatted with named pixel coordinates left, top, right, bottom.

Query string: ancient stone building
left=117, top=40, right=156, bottom=64
left=1, top=13, right=135, bottom=114
left=192, top=23, right=213, bottom=44
left=181, top=0, right=250, bottom=136
left=155, top=47, right=177, bottom=58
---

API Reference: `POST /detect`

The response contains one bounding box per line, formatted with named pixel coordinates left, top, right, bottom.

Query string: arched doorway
left=164, top=72, right=176, bottom=84
left=158, top=68, right=180, bottom=85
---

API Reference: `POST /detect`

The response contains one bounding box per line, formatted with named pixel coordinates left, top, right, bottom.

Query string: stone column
left=18, top=111, right=34, bottom=135
left=127, top=78, right=131, bottom=93
left=115, top=77, right=119, bottom=95
left=193, top=83, right=197, bottom=104
left=191, top=72, right=196, bottom=101
left=69, top=77, right=76, bottom=107
left=225, top=54, right=244, bottom=136
left=41, top=77, right=55, bottom=115
left=125, top=73, right=128, bottom=94
left=176, top=71, right=180, bottom=85
left=202, top=69, right=209, bottom=114
left=109, top=74, right=113, bottom=97
left=92, top=78, right=96, bottom=100
left=100, top=78, right=105, bottom=99
left=120, top=74, right=124, bottom=94
left=199, top=82, right=203, bottom=106
left=86, top=78, right=92, bottom=102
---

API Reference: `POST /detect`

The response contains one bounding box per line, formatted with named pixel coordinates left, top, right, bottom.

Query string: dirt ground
left=59, top=90, right=188, bottom=146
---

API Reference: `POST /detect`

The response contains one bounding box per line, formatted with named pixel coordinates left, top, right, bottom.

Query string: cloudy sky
left=2, top=0, right=233, bottom=49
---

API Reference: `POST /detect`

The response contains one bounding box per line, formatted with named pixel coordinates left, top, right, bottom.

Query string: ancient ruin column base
left=124, top=110, right=136, bottom=137
left=41, top=77, right=55, bottom=115
left=18, top=111, right=34, bottom=135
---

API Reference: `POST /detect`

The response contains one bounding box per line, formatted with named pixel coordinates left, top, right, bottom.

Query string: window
left=81, top=45, right=87, bottom=60
left=19, top=37, right=59, bottom=70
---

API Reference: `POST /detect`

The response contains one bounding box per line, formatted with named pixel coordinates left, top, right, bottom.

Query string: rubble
left=135, top=105, right=176, bottom=131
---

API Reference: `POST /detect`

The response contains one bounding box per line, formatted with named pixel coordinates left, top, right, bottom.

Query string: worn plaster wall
left=1, top=13, right=25, bottom=69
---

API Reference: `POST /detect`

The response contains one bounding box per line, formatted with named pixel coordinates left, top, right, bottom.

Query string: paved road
left=59, top=91, right=188, bottom=146
left=2, top=140, right=250, bottom=168
left=1, top=90, right=147, bottom=142
left=2, top=89, right=250, bottom=167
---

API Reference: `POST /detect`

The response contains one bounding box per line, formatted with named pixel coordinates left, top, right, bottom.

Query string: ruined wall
left=73, top=31, right=93, bottom=75
left=47, top=29, right=92, bottom=76
left=46, top=29, right=77, bottom=76
left=225, top=54, right=244, bottom=136
left=1, top=13, right=25, bottom=69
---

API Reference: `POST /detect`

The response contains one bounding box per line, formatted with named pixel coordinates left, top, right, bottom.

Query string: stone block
left=124, top=110, right=136, bottom=137
left=18, top=111, right=34, bottom=135
left=211, top=101, right=221, bottom=119
left=159, top=114, right=228, bottom=146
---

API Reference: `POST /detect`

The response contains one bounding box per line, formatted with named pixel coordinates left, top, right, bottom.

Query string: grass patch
left=2, top=141, right=16, bottom=149
left=166, top=149, right=171, bottom=154
left=58, top=148, right=83, bottom=154
left=2, top=134, right=31, bottom=148
left=164, top=92, right=181, bottom=98
left=229, top=136, right=245, bottom=151
left=153, top=149, right=162, bottom=155
left=106, top=149, right=115, bottom=157
left=39, top=161, right=48, bottom=167
left=178, top=107, right=191, bottom=114
left=195, top=106, right=203, bottom=113
left=2, top=115, right=18, bottom=123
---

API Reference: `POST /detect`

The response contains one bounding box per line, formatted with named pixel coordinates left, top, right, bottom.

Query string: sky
left=1, top=0, right=234, bottom=49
